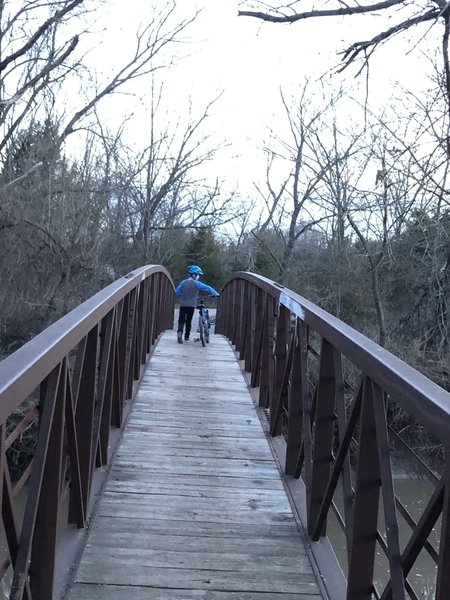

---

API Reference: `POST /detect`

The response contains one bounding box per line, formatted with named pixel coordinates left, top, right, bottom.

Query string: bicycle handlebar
left=198, top=294, right=219, bottom=301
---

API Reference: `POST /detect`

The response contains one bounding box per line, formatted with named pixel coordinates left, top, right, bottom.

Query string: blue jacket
left=175, top=278, right=219, bottom=307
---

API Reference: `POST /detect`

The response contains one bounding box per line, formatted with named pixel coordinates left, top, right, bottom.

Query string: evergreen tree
left=183, top=228, right=225, bottom=290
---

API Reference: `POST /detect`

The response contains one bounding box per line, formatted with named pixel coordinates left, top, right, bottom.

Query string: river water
left=327, top=477, right=439, bottom=598
left=0, top=487, right=69, bottom=600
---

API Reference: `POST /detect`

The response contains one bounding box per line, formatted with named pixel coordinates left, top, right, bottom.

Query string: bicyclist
left=175, top=265, right=219, bottom=343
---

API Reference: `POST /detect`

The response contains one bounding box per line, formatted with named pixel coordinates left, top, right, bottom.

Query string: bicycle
left=196, top=297, right=212, bottom=347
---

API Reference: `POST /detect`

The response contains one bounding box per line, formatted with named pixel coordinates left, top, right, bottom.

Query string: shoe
left=177, top=331, right=183, bottom=344
left=184, top=336, right=190, bottom=342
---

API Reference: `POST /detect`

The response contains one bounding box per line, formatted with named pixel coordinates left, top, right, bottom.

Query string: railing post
left=69, top=326, right=99, bottom=521
left=126, top=287, right=138, bottom=399
left=114, top=296, right=128, bottom=427
left=270, top=304, right=288, bottom=435
left=371, top=382, right=405, bottom=599
left=30, top=361, right=67, bottom=600
left=228, top=280, right=237, bottom=345
left=134, top=280, right=147, bottom=376
left=65, top=374, right=85, bottom=528
left=95, top=310, right=115, bottom=467
left=243, top=283, right=253, bottom=372
left=233, top=279, right=244, bottom=352
left=147, top=275, right=157, bottom=349
left=307, top=339, right=338, bottom=536
left=154, top=272, right=162, bottom=340
left=379, top=476, right=443, bottom=600
left=285, top=318, right=305, bottom=475
left=161, top=273, right=173, bottom=335
left=250, top=287, right=264, bottom=389
left=346, top=376, right=381, bottom=599
left=10, top=364, right=63, bottom=600
left=311, top=380, right=364, bottom=543
left=241, top=281, right=252, bottom=367
left=335, top=353, right=354, bottom=562
left=259, top=294, right=276, bottom=408
left=2, top=443, right=22, bottom=587
left=436, top=458, right=450, bottom=599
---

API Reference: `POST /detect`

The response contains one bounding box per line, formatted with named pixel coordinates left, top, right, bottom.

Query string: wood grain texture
left=67, top=331, right=323, bottom=600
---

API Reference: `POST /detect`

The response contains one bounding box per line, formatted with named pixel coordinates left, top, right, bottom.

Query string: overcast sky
left=83, top=0, right=440, bottom=198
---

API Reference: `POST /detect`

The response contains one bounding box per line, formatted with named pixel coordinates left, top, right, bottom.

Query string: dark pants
left=177, top=306, right=195, bottom=338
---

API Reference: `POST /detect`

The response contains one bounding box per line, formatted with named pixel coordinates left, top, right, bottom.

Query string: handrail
left=216, top=271, right=450, bottom=600
left=0, top=265, right=175, bottom=600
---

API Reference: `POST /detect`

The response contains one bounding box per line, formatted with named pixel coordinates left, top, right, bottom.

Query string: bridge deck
left=67, top=330, right=324, bottom=600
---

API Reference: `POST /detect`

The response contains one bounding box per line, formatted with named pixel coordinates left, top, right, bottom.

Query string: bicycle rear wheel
left=199, top=316, right=206, bottom=347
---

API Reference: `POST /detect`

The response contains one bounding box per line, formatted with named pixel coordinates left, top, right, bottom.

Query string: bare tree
left=238, top=1, right=449, bottom=76
left=0, top=1, right=198, bottom=156
left=59, top=2, right=197, bottom=142
left=304, top=118, right=368, bottom=319
left=114, top=88, right=239, bottom=263
left=252, top=85, right=348, bottom=283
left=365, top=87, right=450, bottom=351
left=0, top=1, right=86, bottom=153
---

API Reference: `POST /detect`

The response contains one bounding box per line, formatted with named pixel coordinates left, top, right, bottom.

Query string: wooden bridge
left=0, top=266, right=449, bottom=600
left=68, top=331, right=324, bottom=600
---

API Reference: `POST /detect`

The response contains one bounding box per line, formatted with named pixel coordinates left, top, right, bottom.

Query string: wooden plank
left=75, top=564, right=319, bottom=594
left=107, top=471, right=287, bottom=491
left=67, top=331, right=324, bottom=600
left=113, top=455, right=281, bottom=472
left=126, top=415, right=264, bottom=428
left=116, top=447, right=275, bottom=461
left=84, top=527, right=308, bottom=553
left=72, top=585, right=323, bottom=600
left=84, top=515, right=304, bottom=539
left=96, top=495, right=296, bottom=526
left=118, top=440, right=273, bottom=455
left=78, top=546, right=312, bottom=573
left=132, top=400, right=257, bottom=412
left=119, top=431, right=270, bottom=443
left=110, top=462, right=282, bottom=479
left=105, top=479, right=287, bottom=495
left=123, top=425, right=269, bottom=439
left=97, top=489, right=295, bottom=510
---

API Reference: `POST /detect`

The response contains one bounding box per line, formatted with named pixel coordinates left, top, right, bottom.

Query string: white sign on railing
left=279, top=292, right=305, bottom=321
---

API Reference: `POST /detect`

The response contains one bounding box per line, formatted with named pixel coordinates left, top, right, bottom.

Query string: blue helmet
left=187, top=264, right=203, bottom=275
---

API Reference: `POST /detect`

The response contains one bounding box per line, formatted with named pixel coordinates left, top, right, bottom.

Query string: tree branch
left=0, top=0, right=84, bottom=73
left=239, top=1, right=441, bottom=71
left=339, top=9, right=439, bottom=69
left=0, top=35, right=79, bottom=107
left=239, top=0, right=404, bottom=22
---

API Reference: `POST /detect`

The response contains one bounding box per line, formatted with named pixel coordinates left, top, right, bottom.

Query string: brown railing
left=216, top=272, right=450, bottom=600
left=0, top=265, right=174, bottom=600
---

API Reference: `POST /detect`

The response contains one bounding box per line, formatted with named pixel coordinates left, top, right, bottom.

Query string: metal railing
left=216, top=272, right=450, bottom=600
left=0, top=265, right=174, bottom=600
